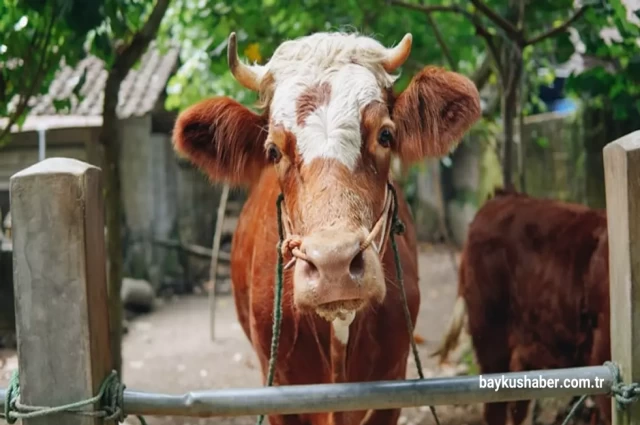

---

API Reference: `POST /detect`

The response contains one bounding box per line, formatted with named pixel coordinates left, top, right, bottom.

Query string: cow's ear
left=392, top=66, right=481, bottom=163
left=173, top=97, right=268, bottom=186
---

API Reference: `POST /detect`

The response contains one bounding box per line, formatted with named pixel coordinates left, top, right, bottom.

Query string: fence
left=2, top=130, right=640, bottom=425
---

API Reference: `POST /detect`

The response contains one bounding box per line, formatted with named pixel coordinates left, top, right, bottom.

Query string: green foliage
left=0, top=0, right=165, bottom=145
left=89, top=0, right=158, bottom=65
left=0, top=0, right=104, bottom=144
left=565, top=0, right=640, bottom=122
left=158, top=0, right=488, bottom=111
left=461, top=344, right=479, bottom=375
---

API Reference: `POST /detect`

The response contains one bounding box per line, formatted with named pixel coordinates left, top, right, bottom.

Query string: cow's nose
left=300, top=233, right=365, bottom=282
left=293, top=230, right=371, bottom=311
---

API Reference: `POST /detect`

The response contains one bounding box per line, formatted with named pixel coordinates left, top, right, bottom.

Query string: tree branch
left=112, top=0, right=171, bottom=78
left=469, top=0, right=519, bottom=37
left=424, top=12, right=456, bottom=71
left=391, top=0, right=501, bottom=86
left=389, top=0, right=466, bottom=15
left=524, top=5, right=589, bottom=46
left=471, top=55, right=493, bottom=90
left=0, top=10, right=57, bottom=143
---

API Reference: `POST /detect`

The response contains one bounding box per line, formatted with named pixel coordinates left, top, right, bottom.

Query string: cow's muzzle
left=279, top=184, right=395, bottom=321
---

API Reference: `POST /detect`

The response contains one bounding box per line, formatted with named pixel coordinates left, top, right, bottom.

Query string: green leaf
left=73, top=66, right=87, bottom=97
left=53, top=98, right=72, bottom=113
left=554, top=32, right=575, bottom=64
left=536, top=137, right=550, bottom=149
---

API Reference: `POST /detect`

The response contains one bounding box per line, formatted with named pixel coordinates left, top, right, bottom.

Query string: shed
left=0, top=45, right=224, bottom=292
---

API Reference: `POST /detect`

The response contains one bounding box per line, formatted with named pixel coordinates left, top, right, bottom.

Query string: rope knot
left=392, top=218, right=406, bottom=235
left=100, top=371, right=127, bottom=422
left=603, top=361, right=640, bottom=411
left=613, top=382, right=640, bottom=407
left=1, top=369, right=146, bottom=425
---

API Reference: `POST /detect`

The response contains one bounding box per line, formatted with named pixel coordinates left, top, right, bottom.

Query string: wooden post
left=603, top=130, right=640, bottom=425
left=209, top=183, right=230, bottom=341
left=10, top=158, right=113, bottom=425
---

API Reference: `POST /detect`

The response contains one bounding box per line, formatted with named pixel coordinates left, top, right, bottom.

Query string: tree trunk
left=97, top=0, right=171, bottom=377
left=501, top=85, right=516, bottom=189
left=99, top=72, right=125, bottom=376
left=500, top=52, right=523, bottom=190
left=517, top=74, right=527, bottom=192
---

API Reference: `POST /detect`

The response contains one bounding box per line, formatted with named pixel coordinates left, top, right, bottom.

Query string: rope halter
left=278, top=182, right=397, bottom=271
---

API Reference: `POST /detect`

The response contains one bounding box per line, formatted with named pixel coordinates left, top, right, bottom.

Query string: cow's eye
left=266, top=143, right=282, bottom=163
left=378, top=128, right=394, bottom=148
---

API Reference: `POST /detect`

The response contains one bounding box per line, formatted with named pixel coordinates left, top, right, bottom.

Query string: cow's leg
left=508, top=348, right=531, bottom=425
left=469, top=326, right=510, bottom=425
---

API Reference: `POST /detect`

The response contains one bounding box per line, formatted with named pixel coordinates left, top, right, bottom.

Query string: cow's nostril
left=349, top=250, right=365, bottom=279
left=300, top=258, right=320, bottom=280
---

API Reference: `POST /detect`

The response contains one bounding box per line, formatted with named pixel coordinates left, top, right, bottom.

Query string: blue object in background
left=549, top=98, right=578, bottom=113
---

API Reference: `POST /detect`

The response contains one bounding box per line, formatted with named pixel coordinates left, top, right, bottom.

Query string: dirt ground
left=0, top=244, right=592, bottom=425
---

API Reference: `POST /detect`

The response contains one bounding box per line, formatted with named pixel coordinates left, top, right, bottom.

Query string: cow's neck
left=329, top=311, right=360, bottom=425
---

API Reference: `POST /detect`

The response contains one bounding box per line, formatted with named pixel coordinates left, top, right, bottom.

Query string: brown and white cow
left=173, top=31, right=481, bottom=425
left=434, top=190, right=611, bottom=425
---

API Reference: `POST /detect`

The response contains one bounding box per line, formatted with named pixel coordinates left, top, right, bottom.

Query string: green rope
left=560, top=394, right=589, bottom=425
left=255, top=193, right=286, bottom=425
left=262, top=186, right=441, bottom=425
left=607, top=361, right=640, bottom=408
left=1, top=369, right=146, bottom=424
left=387, top=183, right=441, bottom=425
left=560, top=361, right=640, bottom=425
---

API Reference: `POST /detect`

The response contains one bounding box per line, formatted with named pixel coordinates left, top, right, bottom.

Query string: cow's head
left=174, top=32, right=481, bottom=321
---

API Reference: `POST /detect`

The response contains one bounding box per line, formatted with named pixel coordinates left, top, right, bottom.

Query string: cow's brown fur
left=173, top=34, right=481, bottom=425
left=443, top=191, right=611, bottom=425
left=296, top=82, right=332, bottom=127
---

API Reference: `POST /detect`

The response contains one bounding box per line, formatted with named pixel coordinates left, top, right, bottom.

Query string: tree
left=90, top=0, right=171, bottom=375
left=159, top=0, right=490, bottom=112
left=566, top=0, right=640, bottom=122
left=0, top=0, right=104, bottom=145
left=564, top=0, right=640, bottom=207
left=391, top=0, right=603, bottom=190
left=2, top=0, right=171, bottom=375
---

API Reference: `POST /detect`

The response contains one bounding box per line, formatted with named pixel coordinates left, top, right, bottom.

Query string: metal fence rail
left=0, top=366, right=614, bottom=418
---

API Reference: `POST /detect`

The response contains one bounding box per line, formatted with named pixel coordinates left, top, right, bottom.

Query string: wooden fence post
left=603, top=130, right=640, bottom=425
left=10, top=158, right=113, bottom=425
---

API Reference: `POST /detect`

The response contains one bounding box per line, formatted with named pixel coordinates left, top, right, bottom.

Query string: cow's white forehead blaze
left=262, top=33, right=401, bottom=170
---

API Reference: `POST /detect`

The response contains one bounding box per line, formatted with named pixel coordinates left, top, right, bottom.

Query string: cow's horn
left=382, top=33, right=412, bottom=73
left=227, top=32, right=263, bottom=92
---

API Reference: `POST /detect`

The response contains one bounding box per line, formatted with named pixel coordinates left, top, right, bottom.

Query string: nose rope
left=279, top=184, right=396, bottom=271
left=256, top=184, right=442, bottom=425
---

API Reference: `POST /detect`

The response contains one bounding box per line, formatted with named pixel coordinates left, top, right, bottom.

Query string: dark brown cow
left=434, top=189, right=611, bottom=425
left=173, top=31, right=481, bottom=425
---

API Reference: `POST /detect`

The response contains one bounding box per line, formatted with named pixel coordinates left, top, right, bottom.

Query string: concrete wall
left=520, top=111, right=586, bottom=204
left=118, top=116, right=222, bottom=289
left=410, top=110, right=596, bottom=247
left=0, top=115, right=223, bottom=292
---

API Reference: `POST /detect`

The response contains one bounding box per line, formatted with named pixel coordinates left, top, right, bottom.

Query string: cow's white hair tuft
left=264, top=31, right=400, bottom=88
left=257, top=32, right=409, bottom=170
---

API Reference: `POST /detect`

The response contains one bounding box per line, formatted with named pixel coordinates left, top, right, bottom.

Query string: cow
left=432, top=189, right=611, bottom=425
left=172, top=31, right=481, bottom=425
